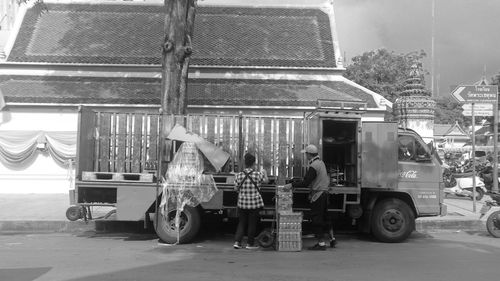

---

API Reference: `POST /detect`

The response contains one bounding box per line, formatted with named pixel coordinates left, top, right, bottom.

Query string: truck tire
left=371, top=198, right=415, bottom=243
left=486, top=210, right=500, bottom=238
left=154, top=206, right=201, bottom=244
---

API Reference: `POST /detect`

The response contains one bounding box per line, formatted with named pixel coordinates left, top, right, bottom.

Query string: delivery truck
left=67, top=104, right=446, bottom=244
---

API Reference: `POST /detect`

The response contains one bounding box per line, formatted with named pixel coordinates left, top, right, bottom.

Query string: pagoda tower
left=393, top=64, right=436, bottom=143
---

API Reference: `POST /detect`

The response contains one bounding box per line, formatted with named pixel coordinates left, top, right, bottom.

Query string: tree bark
left=161, top=0, right=196, bottom=115
left=159, top=0, right=196, bottom=176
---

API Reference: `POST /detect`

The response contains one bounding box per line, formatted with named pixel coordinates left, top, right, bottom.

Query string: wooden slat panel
left=293, top=119, right=303, bottom=177
left=219, top=116, right=232, bottom=172
left=262, top=118, right=273, bottom=174
left=98, top=112, right=111, bottom=172
left=206, top=116, right=216, bottom=144
left=132, top=114, right=143, bottom=173
left=77, top=107, right=97, bottom=176
left=231, top=116, right=239, bottom=172
left=148, top=114, right=159, bottom=162
left=126, top=113, right=133, bottom=172
left=278, top=119, right=288, bottom=182
left=115, top=113, right=127, bottom=173
left=214, top=116, right=221, bottom=147
left=255, top=117, right=264, bottom=170
left=247, top=117, right=256, bottom=153
left=197, top=115, right=206, bottom=139
left=174, top=115, right=185, bottom=128
left=189, top=115, right=201, bottom=135
left=92, top=111, right=100, bottom=172
left=221, top=117, right=232, bottom=154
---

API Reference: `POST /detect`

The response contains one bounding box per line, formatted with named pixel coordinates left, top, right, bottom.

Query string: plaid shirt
left=234, top=168, right=265, bottom=209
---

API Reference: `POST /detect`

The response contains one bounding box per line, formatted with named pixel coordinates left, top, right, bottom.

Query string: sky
left=333, top=0, right=500, bottom=98
left=206, top=0, right=500, bottom=98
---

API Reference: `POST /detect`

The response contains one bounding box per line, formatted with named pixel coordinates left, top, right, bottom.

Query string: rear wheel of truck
left=371, top=198, right=415, bottom=243
left=154, top=206, right=201, bottom=244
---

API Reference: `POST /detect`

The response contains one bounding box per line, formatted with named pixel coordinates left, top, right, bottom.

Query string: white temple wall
left=0, top=108, right=77, bottom=194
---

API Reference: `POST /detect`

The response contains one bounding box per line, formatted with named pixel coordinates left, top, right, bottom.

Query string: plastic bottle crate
left=276, top=187, right=293, bottom=213
left=277, top=230, right=302, bottom=252
left=277, top=212, right=303, bottom=231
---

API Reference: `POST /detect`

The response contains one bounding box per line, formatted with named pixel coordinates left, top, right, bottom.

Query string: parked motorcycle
left=478, top=165, right=500, bottom=193
left=443, top=168, right=486, bottom=201
left=479, top=192, right=500, bottom=238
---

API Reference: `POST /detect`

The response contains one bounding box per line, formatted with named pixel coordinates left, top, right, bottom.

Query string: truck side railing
left=77, top=107, right=308, bottom=181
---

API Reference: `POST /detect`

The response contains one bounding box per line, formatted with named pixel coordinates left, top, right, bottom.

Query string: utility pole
left=431, top=0, right=436, bottom=97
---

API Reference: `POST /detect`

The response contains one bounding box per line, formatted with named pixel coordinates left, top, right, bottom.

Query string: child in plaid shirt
left=233, top=153, right=268, bottom=250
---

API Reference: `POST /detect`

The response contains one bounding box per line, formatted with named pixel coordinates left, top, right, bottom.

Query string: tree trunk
left=161, top=0, right=196, bottom=115
left=159, top=0, right=196, bottom=176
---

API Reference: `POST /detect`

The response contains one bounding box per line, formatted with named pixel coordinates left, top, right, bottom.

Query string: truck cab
left=302, top=112, right=444, bottom=242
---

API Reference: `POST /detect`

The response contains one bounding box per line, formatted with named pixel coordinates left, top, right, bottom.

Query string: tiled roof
left=8, top=3, right=336, bottom=68
left=434, top=124, right=453, bottom=136
left=434, top=123, right=468, bottom=137
left=0, top=76, right=376, bottom=107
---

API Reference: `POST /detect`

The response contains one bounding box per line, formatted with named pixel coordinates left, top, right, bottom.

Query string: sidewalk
left=0, top=193, right=489, bottom=234
left=0, top=194, right=97, bottom=233
left=416, top=196, right=486, bottom=233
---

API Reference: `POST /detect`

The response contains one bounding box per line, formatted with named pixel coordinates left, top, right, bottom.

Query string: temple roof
left=7, top=3, right=336, bottom=68
left=0, top=75, right=379, bottom=108
left=434, top=123, right=468, bottom=137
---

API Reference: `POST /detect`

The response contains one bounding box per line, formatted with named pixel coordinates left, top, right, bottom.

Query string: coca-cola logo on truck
left=399, top=170, right=418, bottom=179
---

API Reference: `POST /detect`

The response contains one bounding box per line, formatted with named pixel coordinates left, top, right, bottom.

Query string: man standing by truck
left=293, top=144, right=336, bottom=250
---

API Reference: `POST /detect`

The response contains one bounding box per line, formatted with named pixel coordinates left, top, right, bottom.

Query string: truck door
left=361, top=122, right=398, bottom=189
left=397, top=132, right=441, bottom=215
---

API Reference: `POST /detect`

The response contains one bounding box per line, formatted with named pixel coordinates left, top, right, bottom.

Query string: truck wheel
left=154, top=206, right=201, bottom=244
left=486, top=210, right=500, bottom=238
left=371, top=198, right=415, bottom=243
left=66, top=206, right=82, bottom=221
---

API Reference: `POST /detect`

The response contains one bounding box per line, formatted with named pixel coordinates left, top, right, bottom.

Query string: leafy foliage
left=344, top=48, right=427, bottom=102
left=344, top=48, right=473, bottom=125
left=434, top=96, right=467, bottom=126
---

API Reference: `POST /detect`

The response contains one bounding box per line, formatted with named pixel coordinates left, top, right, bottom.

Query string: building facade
left=0, top=0, right=391, bottom=194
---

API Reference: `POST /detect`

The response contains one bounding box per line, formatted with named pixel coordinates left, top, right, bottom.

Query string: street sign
left=451, top=85, right=498, bottom=103
left=462, top=103, right=493, bottom=116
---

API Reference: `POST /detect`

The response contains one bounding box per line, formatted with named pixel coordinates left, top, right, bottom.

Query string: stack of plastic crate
left=276, top=184, right=293, bottom=213
left=276, top=211, right=302, bottom=251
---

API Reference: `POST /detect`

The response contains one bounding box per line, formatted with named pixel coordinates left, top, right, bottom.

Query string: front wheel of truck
left=154, top=206, right=201, bottom=244
left=371, top=198, right=415, bottom=243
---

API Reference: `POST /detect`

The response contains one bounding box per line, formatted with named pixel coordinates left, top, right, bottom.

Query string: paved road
left=1, top=229, right=500, bottom=281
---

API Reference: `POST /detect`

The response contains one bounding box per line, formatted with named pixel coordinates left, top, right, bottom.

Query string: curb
left=1, top=218, right=486, bottom=234
left=416, top=218, right=485, bottom=232
left=0, top=220, right=151, bottom=234
left=0, top=220, right=96, bottom=233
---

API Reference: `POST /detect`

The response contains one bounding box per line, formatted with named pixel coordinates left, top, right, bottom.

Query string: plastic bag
left=159, top=142, right=217, bottom=243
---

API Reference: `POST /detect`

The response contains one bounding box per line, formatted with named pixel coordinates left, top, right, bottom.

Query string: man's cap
left=301, top=144, right=318, bottom=154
